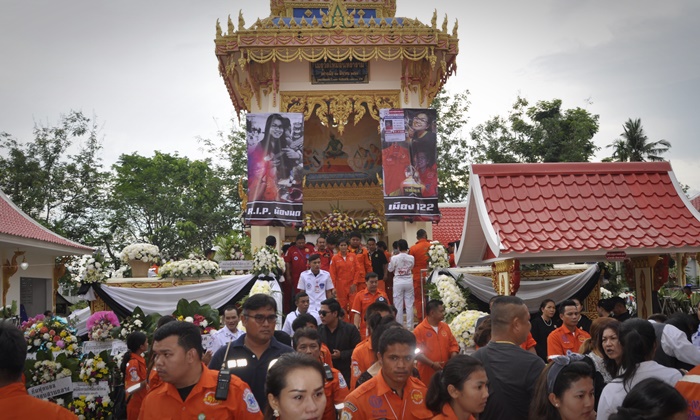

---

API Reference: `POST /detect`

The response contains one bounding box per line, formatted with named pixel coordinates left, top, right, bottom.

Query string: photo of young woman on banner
left=379, top=108, right=440, bottom=222
left=246, top=113, right=305, bottom=226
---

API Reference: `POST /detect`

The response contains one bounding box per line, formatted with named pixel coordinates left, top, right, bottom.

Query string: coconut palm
left=606, top=138, right=630, bottom=162
left=619, top=118, right=671, bottom=162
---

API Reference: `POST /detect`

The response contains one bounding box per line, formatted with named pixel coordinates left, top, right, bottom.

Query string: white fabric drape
left=99, top=275, right=254, bottom=315
left=435, top=265, right=599, bottom=312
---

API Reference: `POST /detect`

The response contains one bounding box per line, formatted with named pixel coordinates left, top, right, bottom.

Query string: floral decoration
left=22, top=315, right=79, bottom=356
left=600, top=287, right=613, bottom=299
left=251, top=245, right=285, bottom=279
left=78, top=353, right=110, bottom=384
left=87, top=311, right=120, bottom=341
left=173, top=299, right=220, bottom=334
left=299, top=213, right=322, bottom=234
left=357, top=212, right=384, bottom=233
left=449, top=309, right=488, bottom=352
left=67, top=394, right=113, bottom=419
left=320, top=209, right=358, bottom=234
left=1, top=300, right=18, bottom=319
left=112, top=306, right=159, bottom=339
left=25, top=359, right=74, bottom=387
left=433, top=274, right=468, bottom=323
left=427, top=241, right=450, bottom=273
left=619, top=291, right=637, bottom=315
left=78, top=253, right=108, bottom=284
left=119, top=243, right=160, bottom=264
left=159, top=258, right=221, bottom=279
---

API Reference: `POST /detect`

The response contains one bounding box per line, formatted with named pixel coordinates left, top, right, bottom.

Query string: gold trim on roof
left=270, top=0, right=396, bottom=18
left=281, top=90, right=400, bottom=134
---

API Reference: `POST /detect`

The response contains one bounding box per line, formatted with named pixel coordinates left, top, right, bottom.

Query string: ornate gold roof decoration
left=215, top=1, right=458, bottom=114
left=281, top=90, right=400, bottom=134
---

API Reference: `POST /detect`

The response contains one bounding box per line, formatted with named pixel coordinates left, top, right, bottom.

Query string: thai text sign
left=380, top=108, right=441, bottom=222
left=310, top=60, right=369, bottom=84
left=72, top=381, right=110, bottom=398
left=27, top=376, right=73, bottom=399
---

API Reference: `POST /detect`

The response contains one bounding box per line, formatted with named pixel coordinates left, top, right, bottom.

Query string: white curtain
left=436, top=265, right=599, bottom=312
left=98, top=275, right=254, bottom=315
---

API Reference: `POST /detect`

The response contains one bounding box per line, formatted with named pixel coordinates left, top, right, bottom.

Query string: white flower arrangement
left=159, top=259, right=221, bottom=279
left=619, top=291, right=636, bottom=314
left=27, top=360, right=72, bottom=386
left=449, top=310, right=488, bottom=352
left=252, top=245, right=285, bottom=278
left=79, top=354, right=110, bottom=384
left=600, top=287, right=613, bottom=299
left=250, top=281, right=273, bottom=295
left=427, top=241, right=450, bottom=272
left=435, top=274, right=468, bottom=320
left=119, top=243, right=160, bottom=264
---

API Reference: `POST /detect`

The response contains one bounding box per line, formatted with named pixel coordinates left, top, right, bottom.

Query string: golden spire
left=452, top=19, right=459, bottom=37
left=238, top=10, right=245, bottom=30
left=216, top=19, right=222, bottom=38
left=431, top=9, right=437, bottom=28
left=442, top=14, right=448, bottom=33
left=227, top=14, right=234, bottom=34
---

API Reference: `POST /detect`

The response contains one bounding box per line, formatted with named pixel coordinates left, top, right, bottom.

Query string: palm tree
left=606, top=138, right=630, bottom=162
left=619, top=118, right=671, bottom=162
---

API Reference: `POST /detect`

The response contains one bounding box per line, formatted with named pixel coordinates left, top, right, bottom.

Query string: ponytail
left=121, top=331, right=148, bottom=378
left=425, top=370, right=449, bottom=413
left=120, top=350, right=133, bottom=377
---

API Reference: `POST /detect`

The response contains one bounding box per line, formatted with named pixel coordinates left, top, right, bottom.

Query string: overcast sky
left=2, top=1, right=699, bottom=196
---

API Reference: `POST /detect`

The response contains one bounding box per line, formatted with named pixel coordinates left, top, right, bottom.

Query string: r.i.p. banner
left=380, top=108, right=441, bottom=222
left=246, top=113, right=305, bottom=226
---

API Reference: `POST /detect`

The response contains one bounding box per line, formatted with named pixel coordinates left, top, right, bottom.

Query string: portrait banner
left=380, top=108, right=440, bottom=222
left=246, top=113, right=305, bottom=226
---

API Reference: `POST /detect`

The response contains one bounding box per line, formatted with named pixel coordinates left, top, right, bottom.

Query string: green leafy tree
left=469, top=97, right=600, bottom=164
left=431, top=89, right=471, bottom=202
left=0, top=111, right=111, bottom=245
left=606, top=118, right=671, bottom=162
left=109, top=152, right=237, bottom=259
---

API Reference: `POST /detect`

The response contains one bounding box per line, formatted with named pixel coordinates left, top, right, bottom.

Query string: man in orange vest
left=413, top=299, right=460, bottom=386
left=349, top=231, right=373, bottom=293
left=408, top=229, right=431, bottom=320
left=547, top=299, right=591, bottom=357
left=351, top=273, right=390, bottom=338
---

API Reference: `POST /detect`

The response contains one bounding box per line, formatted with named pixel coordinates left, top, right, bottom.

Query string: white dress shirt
left=650, top=320, right=700, bottom=365
left=209, top=326, right=244, bottom=356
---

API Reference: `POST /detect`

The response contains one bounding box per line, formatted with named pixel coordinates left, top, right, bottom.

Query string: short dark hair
left=397, top=239, right=409, bottom=251
left=157, top=315, right=177, bottom=328
left=291, top=313, right=317, bottom=331
left=365, top=272, right=378, bottom=281
left=609, top=378, right=688, bottom=420
left=222, top=305, right=239, bottom=316
left=366, top=238, right=376, bottom=244
left=337, top=237, right=348, bottom=246
left=295, top=233, right=306, bottom=241
left=294, top=291, right=308, bottom=303
left=376, top=241, right=387, bottom=250
left=372, top=316, right=402, bottom=352
left=365, top=301, right=392, bottom=322
left=426, top=299, right=444, bottom=316
left=265, top=235, right=277, bottom=247
left=265, top=353, right=325, bottom=419
left=153, top=321, right=203, bottom=359
left=378, top=326, right=416, bottom=355
left=416, top=229, right=427, bottom=239
left=243, top=293, right=277, bottom=313
left=292, top=327, right=321, bottom=350
left=308, top=254, right=320, bottom=263
left=558, top=299, right=577, bottom=315
left=326, top=235, right=338, bottom=246
left=320, top=298, right=341, bottom=315
left=597, top=298, right=615, bottom=312
left=349, top=231, right=362, bottom=239
left=0, top=321, right=25, bottom=383
left=491, top=296, right=526, bottom=330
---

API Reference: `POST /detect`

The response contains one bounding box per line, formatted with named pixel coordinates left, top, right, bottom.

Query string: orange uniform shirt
left=675, top=364, right=700, bottom=418
left=520, top=332, right=537, bottom=352
left=341, top=369, right=433, bottom=419
left=330, top=253, right=359, bottom=316
left=547, top=325, right=591, bottom=358
left=413, top=319, right=460, bottom=386
left=147, top=368, right=162, bottom=393
left=125, top=353, right=147, bottom=420
left=0, top=382, right=77, bottom=420
left=351, top=289, right=390, bottom=338
left=349, top=245, right=373, bottom=288
left=430, top=402, right=476, bottom=420
left=350, top=338, right=376, bottom=391
left=409, top=238, right=432, bottom=319
left=323, top=366, right=350, bottom=420
left=138, top=364, right=263, bottom=420
left=321, top=343, right=334, bottom=368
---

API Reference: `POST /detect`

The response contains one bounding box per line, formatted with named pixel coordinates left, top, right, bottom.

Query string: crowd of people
left=4, top=231, right=700, bottom=419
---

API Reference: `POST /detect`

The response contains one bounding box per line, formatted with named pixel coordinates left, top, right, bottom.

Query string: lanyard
left=384, top=394, right=406, bottom=419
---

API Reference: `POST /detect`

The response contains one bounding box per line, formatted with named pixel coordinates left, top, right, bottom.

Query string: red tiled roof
left=433, top=204, right=466, bottom=246
left=691, top=195, right=700, bottom=212
left=0, top=189, right=93, bottom=252
left=456, top=162, right=700, bottom=265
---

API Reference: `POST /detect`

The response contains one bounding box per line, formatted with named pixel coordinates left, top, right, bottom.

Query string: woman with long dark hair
left=425, top=355, right=488, bottom=419
left=530, top=299, right=560, bottom=361
left=596, top=319, right=682, bottom=420
left=265, top=352, right=326, bottom=420
left=249, top=114, right=290, bottom=201
left=529, top=354, right=596, bottom=420
left=120, top=331, right=148, bottom=419
left=609, top=377, right=687, bottom=420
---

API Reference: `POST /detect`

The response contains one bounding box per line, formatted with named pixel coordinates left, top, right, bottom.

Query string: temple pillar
left=491, top=259, right=520, bottom=296
left=387, top=221, right=432, bottom=248
left=630, top=256, right=658, bottom=320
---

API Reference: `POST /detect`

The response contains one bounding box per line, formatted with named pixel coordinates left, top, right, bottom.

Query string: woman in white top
left=596, top=319, right=682, bottom=420
left=387, top=238, right=415, bottom=329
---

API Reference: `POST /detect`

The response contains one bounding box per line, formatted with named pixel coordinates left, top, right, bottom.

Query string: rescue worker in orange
left=314, top=235, right=334, bottom=271
left=414, top=299, right=460, bottom=387
left=341, top=327, right=433, bottom=419
left=139, top=321, right=263, bottom=419
left=350, top=304, right=393, bottom=391
left=547, top=299, right=591, bottom=358
left=293, top=327, right=349, bottom=420
left=122, top=331, right=148, bottom=419
left=291, top=313, right=334, bottom=368
left=0, top=320, right=78, bottom=419
left=330, top=237, right=359, bottom=319
left=348, top=231, right=373, bottom=293
left=351, top=273, right=390, bottom=338
left=409, top=229, right=431, bottom=320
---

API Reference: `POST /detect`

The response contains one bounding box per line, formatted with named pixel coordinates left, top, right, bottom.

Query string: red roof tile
left=691, top=195, right=700, bottom=212
left=432, top=205, right=466, bottom=246
left=456, top=162, right=700, bottom=265
left=0, top=189, right=93, bottom=252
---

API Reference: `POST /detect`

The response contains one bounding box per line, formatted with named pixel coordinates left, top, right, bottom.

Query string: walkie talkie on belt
left=215, top=341, right=233, bottom=400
